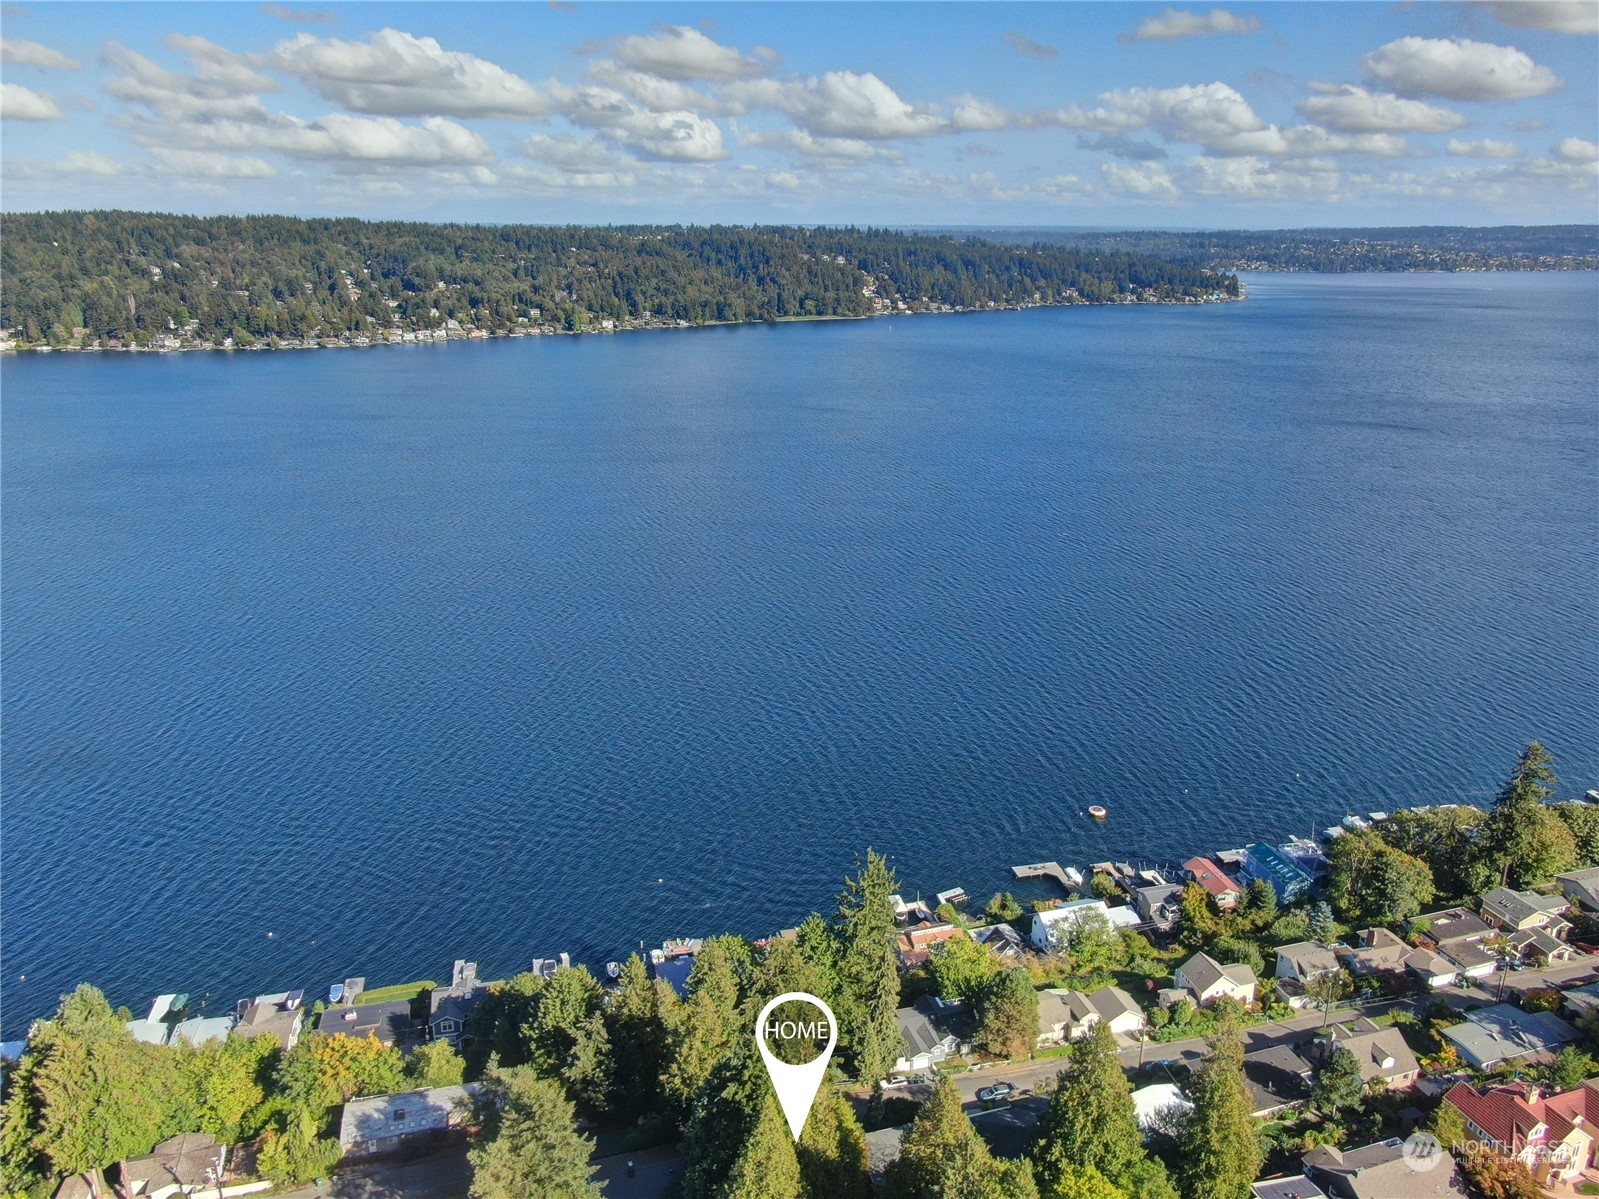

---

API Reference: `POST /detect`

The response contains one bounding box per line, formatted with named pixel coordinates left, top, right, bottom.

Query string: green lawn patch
left=356, top=980, right=436, bottom=1005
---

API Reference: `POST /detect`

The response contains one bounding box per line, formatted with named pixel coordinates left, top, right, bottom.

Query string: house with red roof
left=1441, top=1079, right=1599, bottom=1186
left=1183, top=856, right=1242, bottom=910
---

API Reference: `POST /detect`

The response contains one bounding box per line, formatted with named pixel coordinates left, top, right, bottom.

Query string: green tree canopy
left=976, top=969, right=1040, bottom=1060
left=836, top=850, right=903, bottom=1087
left=931, top=935, right=1000, bottom=1004
left=468, top=1066, right=602, bottom=1199
left=1031, top=1022, right=1145, bottom=1193
left=1176, top=1029, right=1262, bottom=1199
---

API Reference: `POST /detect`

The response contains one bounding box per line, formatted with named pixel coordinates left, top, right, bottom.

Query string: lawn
left=356, top=980, right=437, bottom=1005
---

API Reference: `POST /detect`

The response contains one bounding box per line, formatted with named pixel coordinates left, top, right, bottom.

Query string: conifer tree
left=1032, top=1022, right=1145, bottom=1192
left=1306, top=901, right=1336, bottom=942
left=468, top=1067, right=602, bottom=1199
left=606, top=953, right=668, bottom=1116
left=882, top=1074, right=1021, bottom=1199
left=797, top=1087, right=872, bottom=1199
left=664, top=941, right=747, bottom=1117
left=1486, top=741, right=1577, bottom=886
left=975, top=968, right=1039, bottom=1060
left=407, top=1038, right=466, bottom=1089
left=1177, top=1029, right=1262, bottom=1199
left=680, top=1051, right=800, bottom=1199
left=836, top=849, right=903, bottom=1086
left=723, top=1091, right=803, bottom=1199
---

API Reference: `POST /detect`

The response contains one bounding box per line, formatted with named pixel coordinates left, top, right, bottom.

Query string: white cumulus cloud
left=0, top=82, right=65, bottom=120
left=1554, top=136, right=1599, bottom=162
left=1362, top=37, right=1563, bottom=102
left=1448, top=137, right=1522, bottom=157
left=1477, top=1, right=1599, bottom=35
left=270, top=28, right=552, bottom=118
left=103, top=39, right=276, bottom=124
left=612, top=25, right=766, bottom=82
left=727, top=72, right=949, bottom=140
left=585, top=60, right=731, bottom=115
left=149, top=147, right=278, bottom=177
left=548, top=81, right=729, bottom=162
left=1101, top=160, right=1179, bottom=195
left=1085, top=83, right=1285, bottom=155
left=175, top=112, right=496, bottom=167
left=0, top=38, right=80, bottom=70
left=1123, top=7, right=1262, bottom=41
left=1297, top=85, right=1467, bottom=134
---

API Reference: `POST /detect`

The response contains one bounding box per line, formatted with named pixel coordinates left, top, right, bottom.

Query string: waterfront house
left=1182, top=857, right=1242, bottom=910
left=1134, top=883, right=1184, bottom=929
left=318, top=998, right=419, bottom=1046
left=1442, top=1079, right=1599, bottom=1186
left=967, top=923, right=1026, bottom=962
left=1029, top=898, right=1114, bottom=951
left=168, top=1014, right=234, bottom=1047
left=1239, top=843, right=1313, bottom=904
left=892, top=1007, right=960, bottom=1074
left=338, top=1084, right=480, bottom=1161
left=1303, top=1138, right=1470, bottom=1199
left=1508, top=927, right=1576, bottom=967
left=1556, top=867, right=1599, bottom=913
left=1478, top=887, right=1571, bottom=938
left=898, top=922, right=968, bottom=969
left=1317, top=1025, right=1420, bottom=1091
left=1440, top=1004, right=1579, bottom=1070
left=1242, top=1044, right=1314, bottom=1117
left=1174, top=951, right=1257, bottom=1007
left=234, top=990, right=305, bottom=1051
left=428, top=960, right=488, bottom=1048
left=116, top=1133, right=227, bottom=1199
left=125, top=995, right=182, bottom=1045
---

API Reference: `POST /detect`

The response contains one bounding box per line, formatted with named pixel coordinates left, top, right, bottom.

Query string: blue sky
left=1, top=1, right=1595, bottom=226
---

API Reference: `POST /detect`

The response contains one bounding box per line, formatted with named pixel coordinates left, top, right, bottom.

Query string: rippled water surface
left=4, top=272, right=1595, bottom=1032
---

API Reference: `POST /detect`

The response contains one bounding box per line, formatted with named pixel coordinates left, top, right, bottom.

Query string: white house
left=1029, top=899, right=1141, bottom=951
left=1174, top=952, right=1257, bottom=1007
left=892, top=1006, right=961, bottom=1074
left=1035, top=985, right=1146, bottom=1046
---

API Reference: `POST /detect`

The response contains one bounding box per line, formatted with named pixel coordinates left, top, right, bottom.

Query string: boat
left=1088, top=805, right=1108, bottom=820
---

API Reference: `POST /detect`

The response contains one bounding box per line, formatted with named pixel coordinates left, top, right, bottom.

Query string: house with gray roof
left=1174, top=951, right=1256, bottom=1007
left=1440, top=1003, right=1579, bottom=1070
left=117, top=1133, right=227, bottom=1199
left=338, top=1084, right=480, bottom=1160
left=1506, top=926, right=1576, bottom=966
left=318, top=998, right=419, bottom=1046
left=1412, top=907, right=1494, bottom=945
left=1339, top=928, right=1409, bottom=978
left=967, top=923, right=1026, bottom=962
left=1478, top=887, right=1571, bottom=937
left=892, top=1007, right=960, bottom=1074
left=234, top=991, right=305, bottom=1050
left=1134, top=883, right=1184, bottom=929
left=428, top=960, right=488, bottom=1048
left=1319, top=1025, right=1420, bottom=1091
left=1242, top=1043, right=1314, bottom=1117
left=1303, top=1138, right=1469, bottom=1199
left=1556, top=866, right=1599, bottom=913
left=1038, top=985, right=1144, bottom=1045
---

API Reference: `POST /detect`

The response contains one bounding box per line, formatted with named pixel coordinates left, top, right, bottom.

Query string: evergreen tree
left=976, top=969, right=1039, bottom=1060
left=664, top=941, right=747, bottom=1118
left=836, top=849, right=903, bottom=1086
left=1486, top=741, right=1578, bottom=886
left=1310, top=1046, right=1365, bottom=1117
left=680, top=1051, right=799, bottom=1199
left=1031, top=1023, right=1147, bottom=1195
left=723, top=1091, right=803, bottom=1199
left=1306, top=902, right=1336, bottom=942
left=1039, top=1164, right=1130, bottom=1199
left=606, top=954, right=668, bottom=1116
left=882, top=1075, right=1019, bottom=1199
left=796, top=1089, right=871, bottom=1199
left=1177, top=1029, right=1262, bottom=1199
left=468, top=1067, right=602, bottom=1199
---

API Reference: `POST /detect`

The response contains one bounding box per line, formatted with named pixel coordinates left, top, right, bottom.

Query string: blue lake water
left=3, top=272, right=1596, bottom=1034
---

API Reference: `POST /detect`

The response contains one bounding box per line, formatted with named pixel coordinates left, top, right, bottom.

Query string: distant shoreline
left=0, top=291, right=1243, bottom=356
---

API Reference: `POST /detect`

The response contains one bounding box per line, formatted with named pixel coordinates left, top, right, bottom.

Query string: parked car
left=977, top=1082, right=1016, bottom=1103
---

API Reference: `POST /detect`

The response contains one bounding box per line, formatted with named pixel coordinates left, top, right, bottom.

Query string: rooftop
left=339, top=1084, right=480, bottom=1149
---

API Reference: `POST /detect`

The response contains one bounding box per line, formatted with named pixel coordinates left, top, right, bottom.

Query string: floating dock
left=1010, top=862, right=1082, bottom=893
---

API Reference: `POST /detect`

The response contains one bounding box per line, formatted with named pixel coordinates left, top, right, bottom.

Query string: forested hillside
left=0, top=212, right=1236, bottom=349
left=948, top=224, right=1599, bottom=273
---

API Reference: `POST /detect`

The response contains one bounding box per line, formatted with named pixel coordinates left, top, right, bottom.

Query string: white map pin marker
left=755, top=991, right=837, bottom=1142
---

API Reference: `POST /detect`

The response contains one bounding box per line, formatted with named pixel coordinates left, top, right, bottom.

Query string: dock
left=1010, top=862, right=1082, bottom=893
